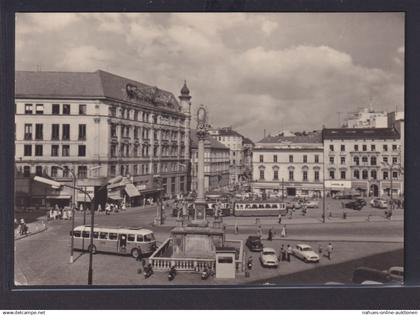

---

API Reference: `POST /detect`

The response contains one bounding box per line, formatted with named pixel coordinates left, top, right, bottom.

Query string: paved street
left=14, top=203, right=403, bottom=286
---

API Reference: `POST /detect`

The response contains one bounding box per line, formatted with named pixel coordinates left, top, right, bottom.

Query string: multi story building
left=252, top=131, right=324, bottom=198
left=189, top=130, right=230, bottom=192
left=208, top=127, right=247, bottom=186
left=343, top=108, right=388, bottom=128
left=322, top=128, right=403, bottom=198
left=242, top=137, right=254, bottom=184
left=15, top=70, right=191, bottom=208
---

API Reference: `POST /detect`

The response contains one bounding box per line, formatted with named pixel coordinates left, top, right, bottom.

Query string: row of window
left=259, top=154, right=320, bottom=163
left=24, top=103, right=87, bottom=115
left=23, top=124, right=86, bottom=141
left=23, top=144, right=86, bottom=157
left=259, top=170, right=320, bottom=182
left=329, top=144, right=398, bottom=152
left=328, top=169, right=399, bottom=180
left=21, top=165, right=88, bottom=178
left=110, top=144, right=184, bottom=158
left=329, top=156, right=398, bottom=165
left=109, top=107, right=185, bottom=126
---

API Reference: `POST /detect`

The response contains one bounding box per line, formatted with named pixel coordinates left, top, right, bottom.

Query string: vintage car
left=292, top=244, right=320, bottom=263
left=344, top=199, right=365, bottom=210
left=304, top=200, right=319, bottom=208
left=259, top=247, right=279, bottom=268
left=245, top=235, right=264, bottom=252
left=370, top=198, right=388, bottom=209
left=385, top=266, right=404, bottom=282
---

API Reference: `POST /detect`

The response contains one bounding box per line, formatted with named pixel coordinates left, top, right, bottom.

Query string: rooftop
left=322, top=128, right=400, bottom=140
left=15, top=70, right=181, bottom=112
left=190, top=130, right=229, bottom=150
left=258, top=130, right=322, bottom=144
left=214, top=127, right=245, bottom=138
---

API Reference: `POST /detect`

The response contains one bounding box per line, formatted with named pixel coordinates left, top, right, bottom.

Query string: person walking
left=268, top=228, right=273, bottom=241
left=327, top=242, right=333, bottom=260
left=281, top=225, right=287, bottom=238
left=286, top=244, right=292, bottom=262
left=318, top=244, right=323, bottom=255
left=280, top=245, right=286, bottom=261
left=278, top=214, right=282, bottom=224
left=257, top=225, right=263, bottom=238
left=234, top=221, right=239, bottom=234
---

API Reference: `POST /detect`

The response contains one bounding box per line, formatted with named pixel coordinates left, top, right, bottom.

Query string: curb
left=15, top=225, right=48, bottom=241
left=252, top=237, right=404, bottom=244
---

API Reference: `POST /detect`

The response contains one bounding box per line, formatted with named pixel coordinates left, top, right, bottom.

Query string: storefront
left=381, top=181, right=403, bottom=198
left=352, top=181, right=368, bottom=197
left=325, top=180, right=352, bottom=197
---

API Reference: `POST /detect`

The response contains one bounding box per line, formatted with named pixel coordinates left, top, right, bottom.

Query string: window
left=25, top=104, right=33, bottom=114
left=383, top=144, right=388, bottom=152
left=383, top=171, right=389, bottom=180
left=62, top=124, right=70, bottom=140
left=289, top=155, right=293, bottom=163
left=273, top=155, right=277, bottom=163
left=79, top=104, right=86, bottom=115
left=371, top=170, right=377, bottom=179
left=259, top=155, right=264, bottom=163
left=314, top=171, right=320, bottom=182
left=78, top=166, right=87, bottom=178
left=392, top=144, right=397, bottom=151
left=171, top=177, right=176, bottom=194
left=100, top=232, right=108, bottom=240
left=329, top=145, right=334, bottom=151
left=354, top=170, right=360, bottom=179
left=62, top=166, right=69, bottom=178
left=354, top=144, right=359, bottom=151
left=340, top=157, right=345, bottom=165
left=82, top=231, right=90, bottom=239
left=128, top=234, right=135, bottom=242
left=24, top=124, right=32, bottom=140
left=63, top=104, right=71, bottom=115
left=354, top=156, right=360, bottom=165
left=371, top=156, right=377, bottom=166
left=362, top=156, right=368, bottom=163
left=35, top=166, right=43, bottom=176
left=303, top=155, right=307, bottom=163
left=51, top=145, right=59, bottom=157
left=24, top=145, right=32, bottom=156
left=110, top=165, right=116, bottom=176
left=303, top=171, right=308, bottom=181
left=392, top=171, right=398, bottom=179
left=259, top=169, right=265, bottom=180
left=289, top=171, right=294, bottom=181
left=362, top=170, right=368, bottom=179
left=383, top=157, right=388, bottom=163
left=35, top=145, right=43, bottom=156
left=52, top=104, right=60, bottom=114
left=329, top=157, right=334, bottom=164
left=62, top=145, right=70, bottom=157
left=35, top=124, right=43, bottom=140
left=392, top=157, right=398, bottom=164
left=273, top=170, right=279, bottom=180
left=111, top=124, right=117, bottom=137
left=35, top=104, right=44, bottom=114
left=329, top=170, right=335, bottom=179
left=78, top=124, right=86, bottom=140
left=315, top=155, right=319, bottom=163
left=23, top=166, right=30, bottom=177
left=371, top=145, right=376, bottom=151
left=51, top=124, right=59, bottom=140
left=362, top=145, right=367, bottom=151
left=78, top=145, right=86, bottom=157
left=340, top=145, right=345, bottom=151
left=340, top=171, right=346, bottom=179
left=51, top=166, right=58, bottom=177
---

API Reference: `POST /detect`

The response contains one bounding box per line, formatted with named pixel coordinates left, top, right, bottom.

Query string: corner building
left=15, top=70, right=191, bottom=207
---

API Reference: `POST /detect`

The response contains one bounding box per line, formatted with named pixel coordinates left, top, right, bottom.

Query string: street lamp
left=34, top=175, right=123, bottom=285
left=153, top=175, right=163, bottom=225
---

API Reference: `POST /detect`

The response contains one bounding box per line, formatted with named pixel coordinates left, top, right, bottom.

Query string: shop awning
left=107, top=191, right=123, bottom=200
left=125, top=183, right=140, bottom=197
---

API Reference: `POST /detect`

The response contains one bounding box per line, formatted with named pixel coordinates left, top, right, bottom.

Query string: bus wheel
left=88, top=244, right=97, bottom=254
left=131, top=248, right=140, bottom=259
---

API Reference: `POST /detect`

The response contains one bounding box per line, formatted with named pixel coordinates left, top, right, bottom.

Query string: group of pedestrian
left=104, top=202, right=126, bottom=215
left=318, top=242, right=334, bottom=260
left=279, top=244, right=293, bottom=262
left=48, top=205, right=72, bottom=221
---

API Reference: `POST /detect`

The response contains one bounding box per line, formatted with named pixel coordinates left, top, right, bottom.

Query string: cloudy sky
left=16, top=13, right=404, bottom=141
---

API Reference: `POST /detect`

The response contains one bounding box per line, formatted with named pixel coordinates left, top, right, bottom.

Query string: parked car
left=245, top=235, right=264, bottom=252
left=352, top=267, right=394, bottom=284
left=292, top=244, right=320, bottom=263
left=344, top=200, right=364, bottom=210
left=370, top=198, right=388, bottom=209
left=259, top=247, right=279, bottom=268
left=304, top=200, right=319, bottom=208
left=333, top=194, right=353, bottom=200
left=355, top=198, right=367, bottom=206
left=385, top=266, right=404, bottom=282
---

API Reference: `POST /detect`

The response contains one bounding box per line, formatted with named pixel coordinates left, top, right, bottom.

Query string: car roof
left=263, top=247, right=276, bottom=252
left=296, top=243, right=311, bottom=248
left=247, top=235, right=261, bottom=239
left=389, top=266, right=404, bottom=272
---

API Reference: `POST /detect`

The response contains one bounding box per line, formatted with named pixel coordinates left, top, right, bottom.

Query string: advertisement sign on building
left=325, top=180, right=351, bottom=189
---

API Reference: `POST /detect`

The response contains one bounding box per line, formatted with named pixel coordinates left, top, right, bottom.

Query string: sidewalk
left=14, top=220, right=48, bottom=240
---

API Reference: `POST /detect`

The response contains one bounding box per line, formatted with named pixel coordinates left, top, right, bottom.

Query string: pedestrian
left=234, top=221, right=239, bottom=234
left=281, top=225, right=287, bottom=238
left=257, top=225, right=263, bottom=237
left=268, top=228, right=273, bottom=241
left=278, top=214, right=282, bottom=224
left=286, top=244, right=292, bottom=262
left=327, top=242, right=333, bottom=260
left=280, top=245, right=286, bottom=261
left=318, top=244, right=323, bottom=255
left=367, top=214, right=371, bottom=222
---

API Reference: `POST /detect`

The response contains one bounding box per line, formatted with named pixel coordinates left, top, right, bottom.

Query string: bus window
left=82, top=231, right=90, bottom=238
left=137, top=235, right=144, bottom=242
left=73, top=231, right=81, bottom=238
left=109, top=233, right=117, bottom=240
left=93, top=232, right=99, bottom=239
left=272, top=204, right=278, bottom=208
left=99, top=232, right=108, bottom=239
left=144, top=234, right=155, bottom=242
left=127, top=234, right=135, bottom=242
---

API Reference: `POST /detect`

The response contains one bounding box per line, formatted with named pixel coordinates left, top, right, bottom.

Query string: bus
left=233, top=201, right=287, bottom=217
left=70, top=225, right=156, bottom=258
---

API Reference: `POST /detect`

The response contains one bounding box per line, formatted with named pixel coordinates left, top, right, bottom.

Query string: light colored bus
left=233, top=202, right=287, bottom=216
left=70, top=225, right=156, bottom=258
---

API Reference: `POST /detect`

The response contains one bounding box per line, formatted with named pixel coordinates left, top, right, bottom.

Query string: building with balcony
left=322, top=128, right=403, bottom=197
left=15, top=70, right=191, bottom=208
left=189, top=130, right=230, bottom=192
left=252, top=131, right=324, bottom=198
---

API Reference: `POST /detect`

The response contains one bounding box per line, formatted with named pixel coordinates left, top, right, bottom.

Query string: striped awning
left=107, top=190, right=123, bottom=200
left=125, top=183, right=140, bottom=197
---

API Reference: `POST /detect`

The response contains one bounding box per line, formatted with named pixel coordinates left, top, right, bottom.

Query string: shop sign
left=325, top=180, right=351, bottom=189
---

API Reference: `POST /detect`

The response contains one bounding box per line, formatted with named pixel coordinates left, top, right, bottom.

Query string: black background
left=1, top=0, right=420, bottom=309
